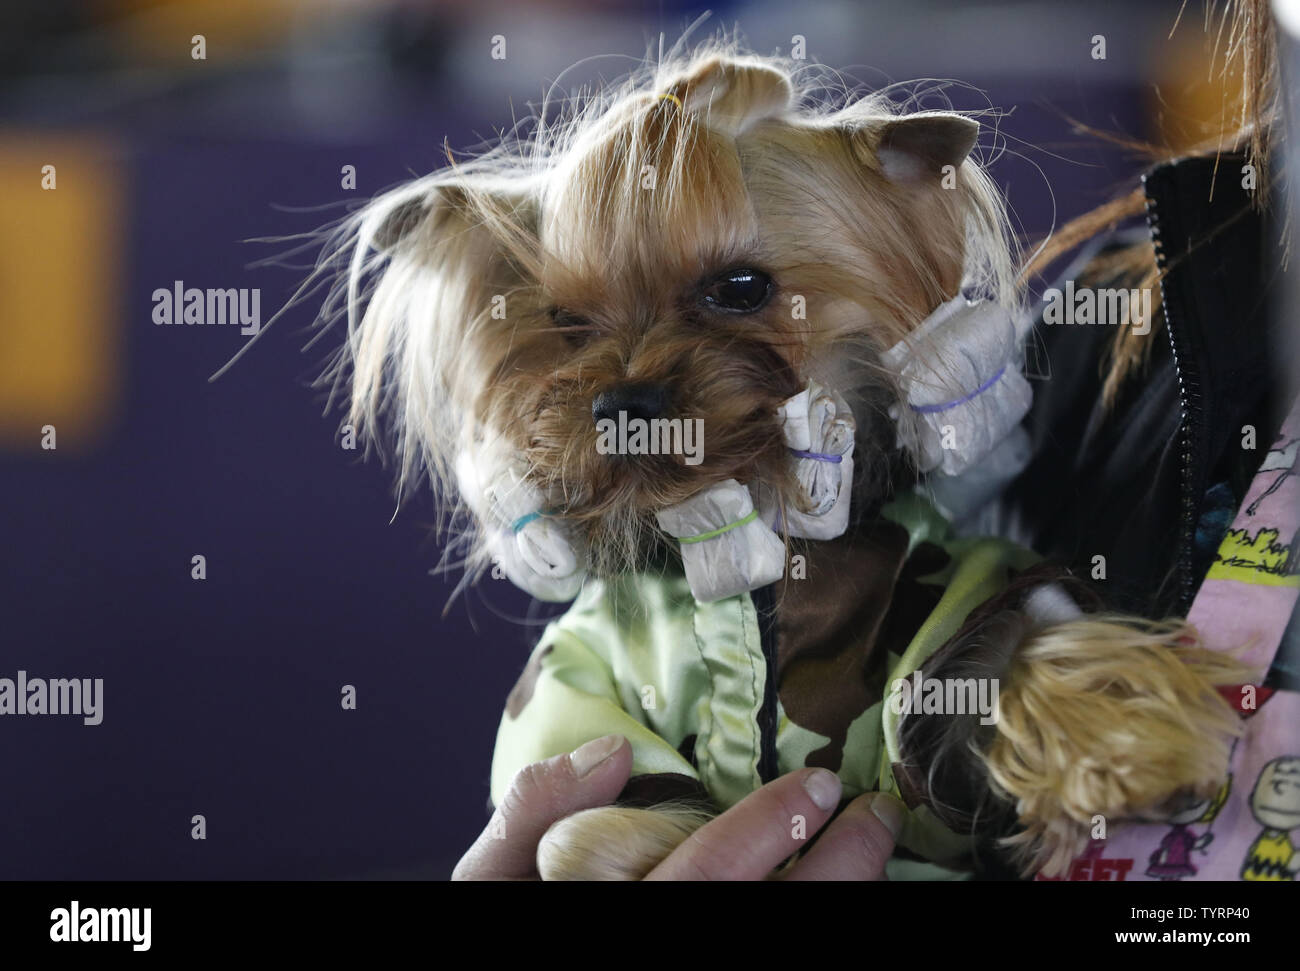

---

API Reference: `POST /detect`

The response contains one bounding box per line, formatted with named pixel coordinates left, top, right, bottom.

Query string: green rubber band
left=678, top=509, right=759, bottom=544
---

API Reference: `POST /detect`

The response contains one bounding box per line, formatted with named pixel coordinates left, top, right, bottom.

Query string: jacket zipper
left=1143, top=176, right=1202, bottom=611
left=750, top=583, right=781, bottom=784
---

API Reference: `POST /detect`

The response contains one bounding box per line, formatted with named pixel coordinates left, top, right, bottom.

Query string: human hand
left=452, top=734, right=903, bottom=880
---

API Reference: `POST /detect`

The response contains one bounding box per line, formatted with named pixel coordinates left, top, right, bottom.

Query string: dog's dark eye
left=550, top=308, right=593, bottom=344
left=702, top=269, right=773, bottom=313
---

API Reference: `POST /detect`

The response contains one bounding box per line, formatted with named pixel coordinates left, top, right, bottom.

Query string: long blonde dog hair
left=900, top=609, right=1254, bottom=877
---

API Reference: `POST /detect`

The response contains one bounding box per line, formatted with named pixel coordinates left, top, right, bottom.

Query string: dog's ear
left=363, top=179, right=540, bottom=277
left=366, top=183, right=474, bottom=253
left=661, top=56, right=792, bottom=135
left=343, top=177, right=540, bottom=494
left=370, top=194, right=436, bottom=251
left=850, top=112, right=980, bottom=184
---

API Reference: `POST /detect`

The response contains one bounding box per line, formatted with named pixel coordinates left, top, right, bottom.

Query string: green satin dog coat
left=491, top=492, right=1039, bottom=879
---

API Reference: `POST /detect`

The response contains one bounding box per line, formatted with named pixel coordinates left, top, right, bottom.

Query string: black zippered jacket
left=1000, top=153, right=1294, bottom=686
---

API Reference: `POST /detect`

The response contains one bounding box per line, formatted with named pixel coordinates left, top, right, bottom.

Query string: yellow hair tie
left=657, top=92, right=683, bottom=109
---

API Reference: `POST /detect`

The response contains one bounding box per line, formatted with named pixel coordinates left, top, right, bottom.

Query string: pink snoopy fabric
left=1039, top=401, right=1300, bottom=881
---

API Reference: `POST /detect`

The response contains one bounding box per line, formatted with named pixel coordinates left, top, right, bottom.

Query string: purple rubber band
left=910, top=365, right=1006, bottom=415
left=789, top=449, right=842, bottom=464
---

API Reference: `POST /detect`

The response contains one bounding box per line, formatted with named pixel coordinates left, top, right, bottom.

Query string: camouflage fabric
left=491, top=491, right=1039, bottom=879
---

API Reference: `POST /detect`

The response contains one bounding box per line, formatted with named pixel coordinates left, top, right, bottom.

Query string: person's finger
left=780, top=791, right=902, bottom=881
left=451, top=734, right=632, bottom=880
left=645, top=768, right=842, bottom=881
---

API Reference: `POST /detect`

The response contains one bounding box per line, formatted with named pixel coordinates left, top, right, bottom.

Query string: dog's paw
left=536, top=804, right=712, bottom=880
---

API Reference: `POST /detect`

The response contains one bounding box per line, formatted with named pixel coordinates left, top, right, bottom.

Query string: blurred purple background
left=0, top=0, right=1203, bottom=878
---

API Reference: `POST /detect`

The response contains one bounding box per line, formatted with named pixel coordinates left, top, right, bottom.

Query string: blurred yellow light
left=0, top=135, right=123, bottom=450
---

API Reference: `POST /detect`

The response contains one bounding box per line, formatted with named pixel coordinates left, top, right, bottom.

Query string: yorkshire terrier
left=317, top=45, right=1253, bottom=879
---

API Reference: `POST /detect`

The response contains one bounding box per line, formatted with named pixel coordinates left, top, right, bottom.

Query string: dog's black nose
left=592, top=382, right=669, bottom=424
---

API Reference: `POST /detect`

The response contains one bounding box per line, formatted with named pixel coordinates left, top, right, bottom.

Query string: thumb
left=452, top=735, right=631, bottom=880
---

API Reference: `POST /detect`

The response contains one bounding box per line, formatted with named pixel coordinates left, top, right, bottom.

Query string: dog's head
left=329, top=48, right=1015, bottom=579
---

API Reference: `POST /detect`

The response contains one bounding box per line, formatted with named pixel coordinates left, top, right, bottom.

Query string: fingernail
left=802, top=769, right=842, bottom=811
left=570, top=734, right=623, bottom=777
left=869, top=792, right=905, bottom=839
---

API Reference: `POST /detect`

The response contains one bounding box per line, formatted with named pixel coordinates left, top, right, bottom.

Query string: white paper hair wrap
left=1022, top=583, right=1085, bottom=628
left=756, top=382, right=855, bottom=540
left=881, top=295, right=1032, bottom=477
left=454, top=451, right=587, bottom=602
left=655, top=478, right=786, bottom=603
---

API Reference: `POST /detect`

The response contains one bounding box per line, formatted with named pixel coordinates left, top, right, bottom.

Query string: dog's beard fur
left=473, top=302, right=913, bottom=578
left=517, top=329, right=802, bottom=572
left=505, top=339, right=909, bottom=576
left=329, top=46, right=1017, bottom=582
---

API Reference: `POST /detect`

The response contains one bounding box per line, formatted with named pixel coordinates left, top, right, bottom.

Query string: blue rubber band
left=510, top=511, right=543, bottom=533
left=910, top=366, right=1006, bottom=415
left=789, top=449, right=843, bottom=464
